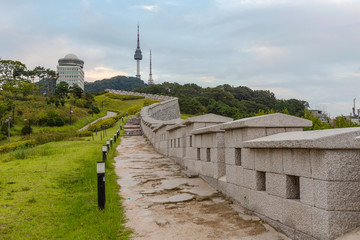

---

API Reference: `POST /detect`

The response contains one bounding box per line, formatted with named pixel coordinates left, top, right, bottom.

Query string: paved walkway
left=114, top=136, right=289, bottom=240
left=78, top=111, right=117, bottom=131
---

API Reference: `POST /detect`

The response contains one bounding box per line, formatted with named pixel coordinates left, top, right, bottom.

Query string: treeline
left=84, top=76, right=147, bottom=92
left=134, top=82, right=308, bottom=119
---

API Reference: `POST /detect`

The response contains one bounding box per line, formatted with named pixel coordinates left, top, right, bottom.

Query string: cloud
left=198, top=76, right=217, bottom=83
left=85, top=67, right=128, bottom=82
left=137, top=5, right=159, bottom=11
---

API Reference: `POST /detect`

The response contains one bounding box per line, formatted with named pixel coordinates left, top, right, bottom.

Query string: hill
left=84, top=75, right=147, bottom=92
left=134, top=82, right=309, bottom=119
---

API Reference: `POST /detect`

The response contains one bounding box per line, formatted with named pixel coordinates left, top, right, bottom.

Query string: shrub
left=0, top=134, right=7, bottom=141
left=0, top=139, right=36, bottom=153
left=1, top=122, right=12, bottom=136
left=11, top=146, right=27, bottom=159
left=55, top=118, right=65, bottom=126
left=75, top=130, right=93, bottom=137
left=33, top=131, right=71, bottom=144
left=21, top=125, right=32, bottom=135
left=127, top=105, right=142, bottom=115
left=47, top=118, right=56, bottom=126
left=87, top=118, right=116, bottom=131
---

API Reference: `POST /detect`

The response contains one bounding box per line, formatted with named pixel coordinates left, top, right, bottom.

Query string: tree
left=0, top=60, right=27, bottom=85
left=70, top=84, right=83, bottom=98
left=55, top=82, right=69, bottom=98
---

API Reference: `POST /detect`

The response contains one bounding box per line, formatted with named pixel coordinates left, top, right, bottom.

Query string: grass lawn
left=0, top=118, right=132, bottom=239
left=95, top=95, right=145, bottom=113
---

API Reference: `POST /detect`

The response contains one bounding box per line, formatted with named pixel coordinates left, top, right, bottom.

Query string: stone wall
left=108, top=89, right=360, bottom=240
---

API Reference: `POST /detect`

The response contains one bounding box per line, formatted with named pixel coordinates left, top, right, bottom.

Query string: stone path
left=78, top=111, right=117, bottom=131
left=114, top=136, right=290, bottom=240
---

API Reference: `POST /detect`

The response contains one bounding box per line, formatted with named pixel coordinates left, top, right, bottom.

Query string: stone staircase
left=125, top=115, right=142, bottom=136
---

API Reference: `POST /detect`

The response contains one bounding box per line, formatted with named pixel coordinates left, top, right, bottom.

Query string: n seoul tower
left=134, top=24, right=143, bottom=79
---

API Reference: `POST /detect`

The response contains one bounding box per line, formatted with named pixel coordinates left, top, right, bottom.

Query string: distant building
left=57, top=53, right=84, bottom=90
left=309, top=109, right=328, bottom=123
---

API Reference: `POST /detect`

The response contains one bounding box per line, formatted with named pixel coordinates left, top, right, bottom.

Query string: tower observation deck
left=134, top=24, right=143, bottom=79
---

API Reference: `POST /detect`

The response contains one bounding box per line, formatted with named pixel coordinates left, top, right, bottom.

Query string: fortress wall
left=108, top=89, right=360, bottom=240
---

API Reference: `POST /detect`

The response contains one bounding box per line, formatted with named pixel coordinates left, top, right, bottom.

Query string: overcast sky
left=1, top=0, right=360, bottom=117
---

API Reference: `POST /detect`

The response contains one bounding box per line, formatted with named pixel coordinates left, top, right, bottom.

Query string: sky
left=1, top=0, right=360, bottom=117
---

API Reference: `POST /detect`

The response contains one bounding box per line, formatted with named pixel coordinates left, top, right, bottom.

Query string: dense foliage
left=134, top=82, right=309, bottom=119
left=84, top=75, right=147, bottom=92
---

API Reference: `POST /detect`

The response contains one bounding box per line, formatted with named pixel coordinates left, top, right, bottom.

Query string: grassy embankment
left=0, top=94, right=149, bottom=239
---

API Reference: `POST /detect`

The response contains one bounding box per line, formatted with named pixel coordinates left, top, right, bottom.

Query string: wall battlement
left=108, top=89, right=360, bottom=240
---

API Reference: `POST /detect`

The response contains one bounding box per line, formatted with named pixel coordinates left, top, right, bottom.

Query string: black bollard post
left=114, top=134, right=116, bottom=143
left=120, top=124, right=122, bottom=130
left=97, top=161, right=105, bottom=210
left=122, top=117, right=124, bottom=123
left=106, top=140, right=110, bottom=151
left=110, top=138, right=113, bottom=148
left=102, top=145, right=107, bottom=161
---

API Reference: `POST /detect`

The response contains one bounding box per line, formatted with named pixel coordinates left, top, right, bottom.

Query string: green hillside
left=84, top=75, right=147, bottom=93
left=134, top=82, right=309, bottom=119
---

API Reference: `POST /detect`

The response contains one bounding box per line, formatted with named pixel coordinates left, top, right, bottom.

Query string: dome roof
left=64, top=53, right=78, bottom=59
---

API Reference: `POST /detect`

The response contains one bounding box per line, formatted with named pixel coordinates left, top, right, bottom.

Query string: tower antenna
left=148, top=50, right=154, bottom=85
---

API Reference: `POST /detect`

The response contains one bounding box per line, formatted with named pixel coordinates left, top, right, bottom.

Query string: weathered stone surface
left=313, top=208, right=360, bottom=240
left=242, top=169, right=257, bottom=190
left=314, top=180, right=360, bottom=211
left=254, top=149, right=283, bottom=173
left=241, top=148, right=255, bottom=169
left=266, top=127, right=286, bottom=136
left=311, top=150, right=360, bottom=181
left=224, top=128, right=244, bottom=148
left=226, top=165, right=244, bottom=186
left=282, top=199, right=313, bottom=236
left=266, top=172, right=287, bottom=198
left=300, top=177, right=314, bottom=206
left=249, top=191, right=283, bottom=221
left=151, top=193, right=194, bottom=203
left=225, top=147, right=236, bottom=165
left=283, top=149, right=311, bottom=177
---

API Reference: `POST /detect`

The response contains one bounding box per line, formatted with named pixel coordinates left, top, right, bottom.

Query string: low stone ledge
left=243, top=127, right=360, bottom=149
left=220, top=113, right=312, bottom=130
left=191, top=124, right=225, bottom=135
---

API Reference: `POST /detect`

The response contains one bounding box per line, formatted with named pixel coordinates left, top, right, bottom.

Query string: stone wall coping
left=220, top=113, right=312, bottom=130
left=191, top=124, right=225, bottom=135
left=244, top=127, right=360, bottom=149
left=182, top=114, right=233, bottom=125
left=105, top=89, right=176, bottom=101
left=167, top=124, right=186, bottom=131
left=153, top=119, right=183, bottom=132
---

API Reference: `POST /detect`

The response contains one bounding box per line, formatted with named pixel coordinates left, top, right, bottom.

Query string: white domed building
left=57, top=53, right=85, bottom=90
